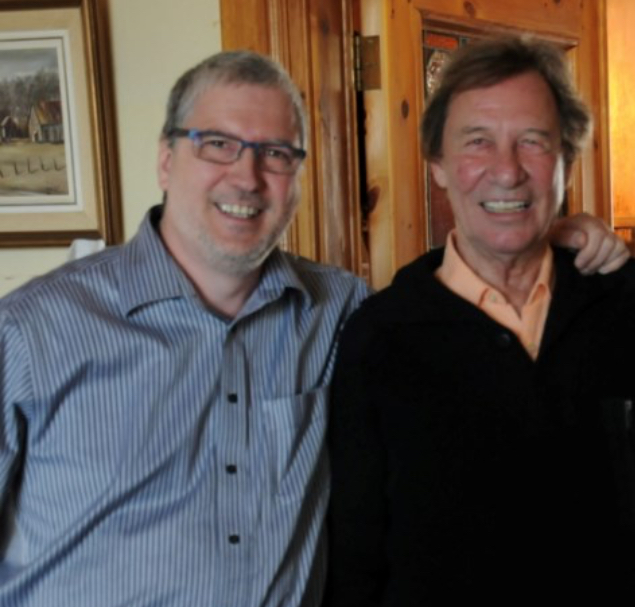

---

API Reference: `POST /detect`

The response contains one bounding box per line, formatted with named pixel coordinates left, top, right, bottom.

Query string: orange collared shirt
left=435, top=232, right=553, bottom=360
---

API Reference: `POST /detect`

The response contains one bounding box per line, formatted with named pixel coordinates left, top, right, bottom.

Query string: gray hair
left=421, top=36, right=591, bottom=167
left=161, top=50, right=307, bottom=147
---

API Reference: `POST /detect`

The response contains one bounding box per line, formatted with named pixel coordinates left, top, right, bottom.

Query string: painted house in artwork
left=28, top=100, right=63, bottom=143
left=0, top=114, right=20, bottom=142
left=0, top=108, right=27, bottom=142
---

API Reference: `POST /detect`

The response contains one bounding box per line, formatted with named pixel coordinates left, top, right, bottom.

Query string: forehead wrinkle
left=459, top=126, right=490, bottom=135
left=522, top=127, right=557, bottom=139
left=456, top=125, right=557, bottom=140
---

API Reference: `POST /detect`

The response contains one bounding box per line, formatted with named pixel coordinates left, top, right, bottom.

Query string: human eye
left=200, top=134, right=233, bottom=150
left=467, top=137, right=487, bottom=146
left=519, top=133, right=552, bottom=153
left=196, top=133, right=239, bottom=162
left=263, top=145, right=293, bottom=162
left=261, top=145, right=294, bottom=170
left=463, top=136, right=492, bottom=152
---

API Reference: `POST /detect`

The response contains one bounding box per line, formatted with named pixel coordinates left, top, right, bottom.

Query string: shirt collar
left=436, top=229, right=554, bottom=309
left=252, top=248, right=313, bottom=310
left=119, top=205, right=312, bottom=316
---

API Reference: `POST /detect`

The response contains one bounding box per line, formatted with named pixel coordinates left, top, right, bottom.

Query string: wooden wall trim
left=220, top=0, right=364, bottom=275
left=361, top=0, right=611, bottom=287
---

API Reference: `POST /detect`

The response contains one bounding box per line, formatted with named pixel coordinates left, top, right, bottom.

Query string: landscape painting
left=0, top=35, right=76, bottom=207
left=0, top=0, right=122, bottom=247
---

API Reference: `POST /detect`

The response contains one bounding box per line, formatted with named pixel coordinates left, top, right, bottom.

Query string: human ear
left=157, top=139, right=173, bottom=192
left=430, top=160, right=448, bottom=188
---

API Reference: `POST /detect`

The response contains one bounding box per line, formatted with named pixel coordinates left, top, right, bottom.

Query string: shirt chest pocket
left=261, top=386, right=329, bottom=500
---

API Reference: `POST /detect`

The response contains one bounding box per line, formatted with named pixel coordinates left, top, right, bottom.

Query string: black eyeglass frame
left=167, top=127, right=307, bottom=175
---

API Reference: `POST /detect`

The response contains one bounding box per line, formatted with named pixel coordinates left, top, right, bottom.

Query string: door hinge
left=353, top=33, right=381, bottom=91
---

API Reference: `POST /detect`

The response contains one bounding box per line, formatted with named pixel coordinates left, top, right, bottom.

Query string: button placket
left=218, top=326, right=251, bottom=551
left=495, top=331, right=513, bottom=349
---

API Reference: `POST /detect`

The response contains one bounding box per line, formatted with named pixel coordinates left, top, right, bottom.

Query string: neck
left=158, top=224, right=263, bottom=319
left=455, top=239, right=549, bottom=314
left=194, top=267, right=262, bottom=319
left=172, top=252, right=262, bottom=318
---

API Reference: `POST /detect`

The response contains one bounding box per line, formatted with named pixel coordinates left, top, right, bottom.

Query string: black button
left=228, top=534, right=240, bottom=544
left=226, top=464, right=237, bottom=474
left=228, top=393, right=238, bottom=403
left=495, top=332, right=513, bottom=349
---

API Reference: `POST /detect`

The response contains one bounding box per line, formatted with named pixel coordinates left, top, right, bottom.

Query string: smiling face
left=157, top=83, right=302, bottom=278
left=430, top=71, right=567, bottom=270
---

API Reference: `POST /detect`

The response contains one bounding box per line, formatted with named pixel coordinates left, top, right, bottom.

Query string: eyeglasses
left=168, top=128, right=307, bottom=175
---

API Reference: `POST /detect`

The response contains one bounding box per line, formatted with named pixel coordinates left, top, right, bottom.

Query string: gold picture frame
left=0, top=0, right=121, bottom=246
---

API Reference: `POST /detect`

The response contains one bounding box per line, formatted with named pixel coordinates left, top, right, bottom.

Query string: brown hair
left=421, top=36, right=591, bottom=167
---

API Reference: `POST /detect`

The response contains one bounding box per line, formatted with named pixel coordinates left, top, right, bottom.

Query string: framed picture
left=0, top=0, right=122, bottom=246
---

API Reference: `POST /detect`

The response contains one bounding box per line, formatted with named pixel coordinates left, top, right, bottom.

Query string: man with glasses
left=0, top=51, right=367, bottom=607
left=0, top=50, right=628, bottom=606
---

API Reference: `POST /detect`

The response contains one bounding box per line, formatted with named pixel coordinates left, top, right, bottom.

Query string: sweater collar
left=387, top=246, right=619, bottom=328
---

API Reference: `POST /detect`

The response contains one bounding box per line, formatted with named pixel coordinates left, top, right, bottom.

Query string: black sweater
left=326, top=248, right=635, bottom=605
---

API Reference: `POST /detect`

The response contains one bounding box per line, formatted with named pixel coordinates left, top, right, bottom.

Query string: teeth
left=480, top=200, right=529, bottom=214
left=217, top=203, right=261, bottom=219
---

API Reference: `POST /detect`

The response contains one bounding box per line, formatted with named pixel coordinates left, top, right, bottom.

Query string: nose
left=227, top=146, right=264, bottom=192
left=487, top=144, right=528, bottom=189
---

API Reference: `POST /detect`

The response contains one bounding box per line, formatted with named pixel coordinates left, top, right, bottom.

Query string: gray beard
left=200, top=187, right=298, bottom=276
left=200, top=234, right=278, bottom=276
left=197, top=213, right=293, bottom=277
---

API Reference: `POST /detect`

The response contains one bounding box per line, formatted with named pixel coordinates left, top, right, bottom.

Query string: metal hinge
left=353, top=33, right=381, bottom=91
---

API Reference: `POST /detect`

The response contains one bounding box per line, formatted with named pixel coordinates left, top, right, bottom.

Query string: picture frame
left=0, top=0, right=122, bottom=246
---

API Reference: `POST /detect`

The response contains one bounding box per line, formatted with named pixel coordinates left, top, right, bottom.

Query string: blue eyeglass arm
left=166, top=127, right=205, bottom=141
left=165, top=127, right=208, bottom=142
left=167, top=127, right=307, bottom=159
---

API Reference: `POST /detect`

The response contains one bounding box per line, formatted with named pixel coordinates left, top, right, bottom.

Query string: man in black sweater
left=326, top=36, right=635, bottom=605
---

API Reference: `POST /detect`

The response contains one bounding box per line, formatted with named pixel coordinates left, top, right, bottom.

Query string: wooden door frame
left=361, top=0, right=611, bottom=287
left=220, top=0, right=611, bottom=288
left=220, top=0, right=365, bottom=278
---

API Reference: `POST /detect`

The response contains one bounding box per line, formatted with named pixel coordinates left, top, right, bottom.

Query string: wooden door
left=220, top=0, right=610, bottom=289
left=360, top=0, right=611, bottom=288
left=220, top=0, right=366, bottom=278
left=607, top=0, right=635, bottom=251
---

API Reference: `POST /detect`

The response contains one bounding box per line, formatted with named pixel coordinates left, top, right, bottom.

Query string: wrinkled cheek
left=454, top=159, right=487, bottom=194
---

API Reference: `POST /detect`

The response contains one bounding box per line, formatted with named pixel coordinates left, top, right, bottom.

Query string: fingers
left=550, top=213, right=630, bottom=275
left=550, top=214, right=594, bottom=252
left=572, top=227, right=607, bottom=274
left=574, top=230, right=629, bottom=275
left=597, top=244, right=631, bottom=275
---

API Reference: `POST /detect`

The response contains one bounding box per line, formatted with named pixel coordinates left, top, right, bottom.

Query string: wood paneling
left=607, top=0, right=635, bottom=228
left=412, top=0, right=581, bottom=37
left=219, top=0, right=270, bottom=54
left=220, top=0, right=364, bottom=275
left=361, top=0, right=611, bottom=288
left=360, top=0, right=427, bottom=287
left=221, top=0, right=611, bottom=289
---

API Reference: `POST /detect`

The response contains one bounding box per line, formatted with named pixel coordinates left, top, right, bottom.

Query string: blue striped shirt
left=0, top=206, right=369, bottom=607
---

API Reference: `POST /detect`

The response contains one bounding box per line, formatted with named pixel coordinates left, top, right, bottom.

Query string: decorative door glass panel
left=423, top=30, right=471, bottom=248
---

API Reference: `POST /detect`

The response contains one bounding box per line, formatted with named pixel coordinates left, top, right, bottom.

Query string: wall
left=0, top=0, right=221, bottom=297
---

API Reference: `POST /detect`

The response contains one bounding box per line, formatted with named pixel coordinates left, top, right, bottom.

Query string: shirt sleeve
left=0, top=308, right=30, bottom=524
left=324, top=307, right=388, bottom=607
